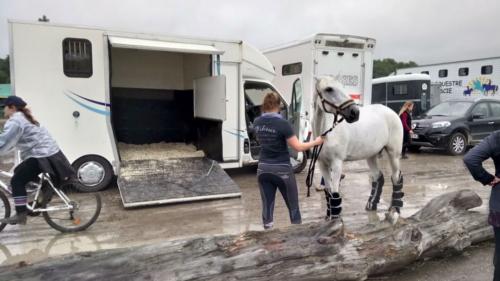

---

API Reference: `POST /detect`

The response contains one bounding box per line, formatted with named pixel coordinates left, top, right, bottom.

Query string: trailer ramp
left=117, top=157, right=241, bottom=208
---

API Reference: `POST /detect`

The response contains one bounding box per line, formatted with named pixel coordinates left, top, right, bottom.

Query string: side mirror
left=472, top=113, right=485, bottom=120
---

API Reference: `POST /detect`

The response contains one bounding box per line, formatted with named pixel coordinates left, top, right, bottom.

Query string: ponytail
left=19, top=107, right=39, bottom=126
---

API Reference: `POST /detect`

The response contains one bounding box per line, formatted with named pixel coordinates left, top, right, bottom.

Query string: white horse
left=312, top=76, right=404, bottom=224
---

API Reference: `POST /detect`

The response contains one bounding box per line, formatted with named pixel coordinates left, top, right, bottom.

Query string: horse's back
left=360, top=104, right=401, bottom=124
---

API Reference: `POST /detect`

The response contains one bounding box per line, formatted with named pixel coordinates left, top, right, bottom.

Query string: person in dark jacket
left=253, top=92, right=323, bottom=229
left=464, top=131, right=500, bottom=281
left=0, top=96, right=75, bottom=225
left=399, top=101, right=414, bottom=159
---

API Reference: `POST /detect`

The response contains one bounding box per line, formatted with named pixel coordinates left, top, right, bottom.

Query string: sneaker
left=0, top=212, right=27, bottom=225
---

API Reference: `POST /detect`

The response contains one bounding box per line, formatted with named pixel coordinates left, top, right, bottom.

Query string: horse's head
left=314, top=76, right=360, bottom=123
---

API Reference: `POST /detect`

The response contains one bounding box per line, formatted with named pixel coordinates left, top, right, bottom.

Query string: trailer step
left=117, top=157, right=241, bottom=208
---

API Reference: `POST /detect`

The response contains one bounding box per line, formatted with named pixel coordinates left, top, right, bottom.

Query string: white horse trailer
left=396, top=57, right=500, bottom=102
left=263, top=34, right=375, bottom=171
left=9, top=20, right=286, bottom=207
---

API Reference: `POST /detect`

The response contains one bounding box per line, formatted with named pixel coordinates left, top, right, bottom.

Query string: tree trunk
left=0, top=189, right=492, bottom=281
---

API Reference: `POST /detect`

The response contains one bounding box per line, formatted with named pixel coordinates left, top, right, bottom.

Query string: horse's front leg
left=319, top=159, right=343, bottom=221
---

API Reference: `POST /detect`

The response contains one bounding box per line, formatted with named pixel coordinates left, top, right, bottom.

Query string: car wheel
left=447, top=133, right=467, bottom=155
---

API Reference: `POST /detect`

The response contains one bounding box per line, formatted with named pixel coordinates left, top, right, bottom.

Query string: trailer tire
left=292, top=152, right=308, bottom=174
left=72, top=155, right=113, bottom=192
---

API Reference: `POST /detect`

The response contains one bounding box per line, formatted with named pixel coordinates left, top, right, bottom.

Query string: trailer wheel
left=291, top=152, right=308, bottom=174
left=72, top=155, right=113, bottom=192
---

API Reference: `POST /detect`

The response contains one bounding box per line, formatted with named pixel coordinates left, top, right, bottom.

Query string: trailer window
left=458, top=67, right=469, bottom=76
left=291, top=79, right=303, bottom=114
left=62, top=38, right=93, bottom=78
left=392, top=84, right=407, bottom=95
left=438, top=69, right=448, bottom=78
left=325, top=40, right=364, bottom=49
left=282, top=62, right=302, bottom=76
left=481, top=65, right=493, bottom=75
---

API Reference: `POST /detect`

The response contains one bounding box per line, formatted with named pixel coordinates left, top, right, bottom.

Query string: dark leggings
left=257, top=163, right=301, bottom=227
left=494, top=227, right=500, bottom=281
left=11, top=158, right=42, bottom=213
left=402, top=131, right=411, bottom=156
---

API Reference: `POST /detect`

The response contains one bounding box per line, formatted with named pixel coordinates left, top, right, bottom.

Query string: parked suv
left=411, top=99, right=500, bottom=155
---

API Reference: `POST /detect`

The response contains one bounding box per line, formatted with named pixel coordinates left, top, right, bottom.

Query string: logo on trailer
left=464, top=77, right=499, bottom=96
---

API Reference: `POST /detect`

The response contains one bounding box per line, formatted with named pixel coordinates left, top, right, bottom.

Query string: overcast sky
left=0, top=0, right=499, bottom=64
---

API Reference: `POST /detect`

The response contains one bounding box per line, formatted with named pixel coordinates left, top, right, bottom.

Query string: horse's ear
left=313, top=77, right=321, bottom=92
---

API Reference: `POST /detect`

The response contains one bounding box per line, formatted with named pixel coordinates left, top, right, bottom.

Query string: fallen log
left=0, top=189, right=493, bottom=281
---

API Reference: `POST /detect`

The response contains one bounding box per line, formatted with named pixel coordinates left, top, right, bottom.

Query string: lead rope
left=305, top=114, right=343, bottom=197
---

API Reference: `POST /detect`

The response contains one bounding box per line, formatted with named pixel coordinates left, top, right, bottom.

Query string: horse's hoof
left=315, top=185, right=326, bottom=191
left=318, top=218, right=344, bottom=238
left=385, top=207, right=400, bottom=225
left=365, top=202, right=378, bottom=211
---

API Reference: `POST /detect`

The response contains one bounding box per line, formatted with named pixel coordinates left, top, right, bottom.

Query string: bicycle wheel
left=41, top=184, right=101, bottom=233
left=0, top=191, right=11, bottom=232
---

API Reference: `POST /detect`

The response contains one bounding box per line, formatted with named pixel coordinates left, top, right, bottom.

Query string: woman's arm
left=463, top=132, right=497, bottom=185
left=0, top=120, right=22, bottom=155
left=287, top=135, right=323, bottom=152
left=400, top=112, right=412, bottom=132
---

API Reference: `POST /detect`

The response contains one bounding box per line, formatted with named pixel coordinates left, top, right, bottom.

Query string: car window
left=471, top=103, right=490, bottom=117
left=426, top=101, right=473, bottom=117
left=490, top=103, right=500, bottom=118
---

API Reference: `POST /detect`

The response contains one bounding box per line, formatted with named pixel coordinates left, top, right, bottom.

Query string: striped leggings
left=11, top=158, right=42, bottom=213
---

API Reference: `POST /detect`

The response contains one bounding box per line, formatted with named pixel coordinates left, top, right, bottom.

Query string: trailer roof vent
left=322, top=51, right=329, bottom=55
left=337, top=52, right=344, bottom=56
left=352, top=53, right=359, bottom=57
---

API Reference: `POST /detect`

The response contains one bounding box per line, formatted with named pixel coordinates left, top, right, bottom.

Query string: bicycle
left=0, top=169, right=101, bottom=233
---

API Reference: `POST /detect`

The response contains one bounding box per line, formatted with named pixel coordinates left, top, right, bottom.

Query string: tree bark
left=0, top=189, right=492, bottom=281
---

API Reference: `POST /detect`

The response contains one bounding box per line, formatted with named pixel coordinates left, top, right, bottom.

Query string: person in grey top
left=0, top=96, right=75, bottom=225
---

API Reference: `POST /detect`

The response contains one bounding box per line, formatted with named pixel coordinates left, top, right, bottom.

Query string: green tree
left=373, top=58, right=418, bottom=78
left=0, top=56, right=10, bottom=83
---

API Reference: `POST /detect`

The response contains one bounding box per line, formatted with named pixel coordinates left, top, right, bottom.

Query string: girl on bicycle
left=0, top=96, right=75, bottom=225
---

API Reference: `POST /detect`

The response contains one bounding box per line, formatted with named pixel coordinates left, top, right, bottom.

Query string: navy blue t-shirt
left=253, top=113, right=294, bottom=164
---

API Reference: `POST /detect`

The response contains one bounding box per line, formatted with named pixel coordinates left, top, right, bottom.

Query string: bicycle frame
left=0, top=170, right=74, bottom=213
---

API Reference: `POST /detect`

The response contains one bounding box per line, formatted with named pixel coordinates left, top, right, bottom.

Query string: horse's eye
left=325, top=87, right=334, bottom=93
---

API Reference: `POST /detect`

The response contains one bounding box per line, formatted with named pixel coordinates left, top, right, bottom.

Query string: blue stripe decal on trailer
left=67, top=91, right=111, bottom=107
left=224, top=129, right=245, bottom=139
left=65, top=93, right=110, bottom=116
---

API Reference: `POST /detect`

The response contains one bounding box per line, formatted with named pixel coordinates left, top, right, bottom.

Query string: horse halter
left=316, top=88, right=355, bottom=125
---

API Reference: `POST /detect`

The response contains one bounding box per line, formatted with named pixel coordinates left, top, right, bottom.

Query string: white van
left=9, top=20, right=288, bottom=207
left=263, top=34, right=376, bottom=171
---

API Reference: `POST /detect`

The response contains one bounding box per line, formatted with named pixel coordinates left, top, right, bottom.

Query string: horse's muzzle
left=341, top=104, right=360, bottom=123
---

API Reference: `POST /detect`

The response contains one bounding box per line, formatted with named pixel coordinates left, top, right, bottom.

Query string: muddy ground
left=0, top=149, right=496, bottom=280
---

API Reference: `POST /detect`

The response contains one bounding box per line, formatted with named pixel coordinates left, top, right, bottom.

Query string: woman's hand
left=313, top=136, right=324, bottom=146
left=489, top=176, right=500, bottom=187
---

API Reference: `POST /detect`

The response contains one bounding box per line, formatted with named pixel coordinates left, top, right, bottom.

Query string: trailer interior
left=109, top=46, right=223, bottom=161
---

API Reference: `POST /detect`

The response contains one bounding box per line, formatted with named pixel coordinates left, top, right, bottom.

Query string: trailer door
left=194, top=76, right=227, bottom=121
left=315, top=49, right=363, bottom=103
